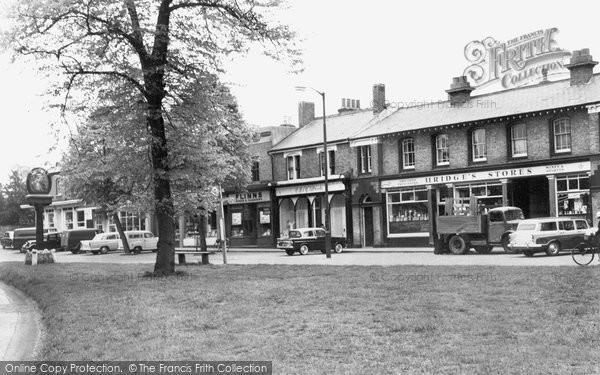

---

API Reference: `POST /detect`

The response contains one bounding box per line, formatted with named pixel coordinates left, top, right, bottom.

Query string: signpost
left=25, top=168, right=53, bottom=248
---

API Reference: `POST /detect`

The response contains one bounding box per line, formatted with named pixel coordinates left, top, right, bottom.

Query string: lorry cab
left=487, top=207, right=524, bottom=246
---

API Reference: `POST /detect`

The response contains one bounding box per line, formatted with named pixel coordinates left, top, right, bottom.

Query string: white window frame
left=402, top=138, right=415, bottom=169
left=511, top=123, right=527, bottom=157
left=286, top=154, right=300, bottom=180
left=436, top=134, right=450, bottom=166
left=553, top=118, right=571, bottom=153
left=359, top=145, right=372, bottom=173
left=318, top=149, right=336, bottom=177
left=471, top=129, right=487, bottom=162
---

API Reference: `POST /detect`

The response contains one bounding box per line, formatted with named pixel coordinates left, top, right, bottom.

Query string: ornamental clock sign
left=26, top=167, right=52, bottom=195
left=463, top=27, right=572, bottom=90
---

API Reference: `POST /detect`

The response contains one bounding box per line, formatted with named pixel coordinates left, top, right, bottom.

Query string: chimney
left=565, top=49, right=598, bottom=86
left=338, top=98, right=361, bottom=114
left=446, top=76, right=474, bottom=106
left=298, top=101, right=315, bottom=128
left=373, top=84, right=386, bottom=115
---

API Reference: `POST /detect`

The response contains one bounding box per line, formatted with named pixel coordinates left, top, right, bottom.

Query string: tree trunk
left=113, top=213, right=130, bottom=254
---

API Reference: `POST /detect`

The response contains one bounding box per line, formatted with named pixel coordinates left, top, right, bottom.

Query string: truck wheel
left=448, top=235, right=468, bottom=255
left=474, top=246, right=493, bottom=254
left=502, top=235, right=515, bottom=253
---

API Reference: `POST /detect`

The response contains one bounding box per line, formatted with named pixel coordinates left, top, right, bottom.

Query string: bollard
left=31, top=250, right=38, bottom=266
left=49, top=249, right=56, bottom=263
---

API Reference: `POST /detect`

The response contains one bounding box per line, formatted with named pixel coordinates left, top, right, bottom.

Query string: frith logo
left=463, top=28, right=571, bottom=90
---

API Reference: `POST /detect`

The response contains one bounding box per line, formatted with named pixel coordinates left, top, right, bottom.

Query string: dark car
left=20, top=232, right=62, bottom=253
left=277, top=227, right=347, bottom=256
left=1, top=231, right=14, bottom=249
left=61, top=228, right=103, bottom=254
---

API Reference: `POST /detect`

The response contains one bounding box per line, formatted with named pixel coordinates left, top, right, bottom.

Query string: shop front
left=224, top=190, right=273, bottom=247
left=381, top=160, right=591, bottom=246
left=274, top=178, right=351, bottom=241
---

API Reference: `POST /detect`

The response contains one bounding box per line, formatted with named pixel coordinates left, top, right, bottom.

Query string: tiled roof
left=269, top=109, right=378, bottom=152
left=353, top=75, right=600, bottom=139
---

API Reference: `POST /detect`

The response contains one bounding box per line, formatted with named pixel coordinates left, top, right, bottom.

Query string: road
left=0, top=247, right=595, bottom=266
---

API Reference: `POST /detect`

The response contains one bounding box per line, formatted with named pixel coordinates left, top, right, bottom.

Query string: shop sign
left=381, top=162, right=590, bottom=189
left=225, top=191, right=270, bottom=204
left=276, top=181, right=345, bottom=197
left=463, top=27, right=571, bottom=90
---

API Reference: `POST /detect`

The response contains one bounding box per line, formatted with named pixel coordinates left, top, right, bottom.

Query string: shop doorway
left=363, top=207, right=374, bottom=246
left=511, top=176, right=550, bottom=218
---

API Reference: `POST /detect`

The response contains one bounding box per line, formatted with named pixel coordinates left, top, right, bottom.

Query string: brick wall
left=378, top=108, right=594, bottom=175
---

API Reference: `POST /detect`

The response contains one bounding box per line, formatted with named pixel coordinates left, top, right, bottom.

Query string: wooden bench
left=174, top=249, right=215, bottom=265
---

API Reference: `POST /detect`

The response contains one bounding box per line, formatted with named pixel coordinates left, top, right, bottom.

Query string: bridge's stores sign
left=381, top=162, right=591, bottom=189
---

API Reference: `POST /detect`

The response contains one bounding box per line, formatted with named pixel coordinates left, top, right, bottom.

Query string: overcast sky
left=1, top=0, right=599, bottom=184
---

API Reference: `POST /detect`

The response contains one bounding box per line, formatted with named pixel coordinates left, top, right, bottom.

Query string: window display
left=557, top=174, right=589, bottom=216
left=387, top=187, right=430, bottom=235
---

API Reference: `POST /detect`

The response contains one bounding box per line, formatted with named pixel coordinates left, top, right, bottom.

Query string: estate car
left=117, top=230, right=159, bottom=254
left=507, top=217, right=595, bottom=257
left=277, top=227, right=347, bottom=256
left=80, top=232, right=121, bottom=254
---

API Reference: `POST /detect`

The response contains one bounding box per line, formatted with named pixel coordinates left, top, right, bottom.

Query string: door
left=363, top=207, right=374, bottom=247
left=487, top=210, right=506, bottom=243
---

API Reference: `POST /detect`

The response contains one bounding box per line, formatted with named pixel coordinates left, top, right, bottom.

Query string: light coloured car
left=81, top=232, right=121, bottom=255
left=117, top=230, right=159, bottom=254
left=507, top=217, right=595, bottom=257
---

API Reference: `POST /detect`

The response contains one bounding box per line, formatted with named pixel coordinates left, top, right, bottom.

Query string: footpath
left=0, top=282, right=41, bottom=360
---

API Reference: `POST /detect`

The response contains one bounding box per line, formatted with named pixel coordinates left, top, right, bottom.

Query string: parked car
left=81, top=232, right=120, bottom=254
left=19, top=232, right=62, bottom=253
left=62, top=228, right=103, bottom=254
left=507, top=217, right=595, bottom=257
left=1, top=231, right=14, bottom=249
left=13, top=227, right=57, bottom=250
left=117, top=230, right=159, bottom=254
left=277, top=227, right=347, bottom=256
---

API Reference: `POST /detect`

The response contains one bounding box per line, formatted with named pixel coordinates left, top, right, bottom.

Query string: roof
left=352, top=74, right=600, bottom=139
left=269, top=109, right=378, bottom=152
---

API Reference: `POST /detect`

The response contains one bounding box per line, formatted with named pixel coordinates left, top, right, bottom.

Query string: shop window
left=44, top=210, right=55, bottom=229
left=231, top=211, right=244, bottom=237
left=259, top=207, right=271, bottom=237
left=510, top=123, right=527, bottom=157
left=286, top=155, right=300, bottom=180
left=435, top=134, right=450, bottom=166
left=552, top=118, right=571, bottom=154
left=400, top=138, right=415, bottom=170
left=557, top=174, right=589, bottom=216
left=319, top=150, right=336, bottom=176
left=77, top=211, right=85, bottom=228
left=359, top=145, right=372, bottom=173
left=387, top=187, right=430, bottom=236
left=470, top=129, right=487, bottom=162
left=251, top=160, right=260, bottom=182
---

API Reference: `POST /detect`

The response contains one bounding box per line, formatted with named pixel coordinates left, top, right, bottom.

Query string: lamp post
left=295, top=86, right=331, bottom=258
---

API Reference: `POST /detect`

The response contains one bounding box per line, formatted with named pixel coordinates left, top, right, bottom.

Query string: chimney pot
left=565, top=48, right=598, bottom=85
left=446, top=75, right=474, bottom=106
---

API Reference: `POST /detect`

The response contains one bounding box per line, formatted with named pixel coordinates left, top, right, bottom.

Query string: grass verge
left=0, top=262, right=598, bottom=374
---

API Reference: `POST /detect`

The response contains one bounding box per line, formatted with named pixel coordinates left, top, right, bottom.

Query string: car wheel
left=545, top=241, right=561, bottom=256
left=523, top=251, right=534, bottom=257
left=285, top=250, right=295, bottom=256
left=133, top=246, right=142, bottom=254
left=99, top=246, right=109, bottom=255
left=299, top=245, right=309, bottom=255
left=334, top=243, right=344, bottom=254
left=448, top=235, right=468, bottom=255
left=474, top=246, right=493, bottom=254
left=91, top=251, right=99, bottom=255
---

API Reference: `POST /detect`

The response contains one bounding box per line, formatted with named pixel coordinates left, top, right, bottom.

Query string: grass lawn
left=0, top=262, right=599, bottom=374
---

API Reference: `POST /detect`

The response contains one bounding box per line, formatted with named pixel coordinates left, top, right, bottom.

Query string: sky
left=1, top=0, right=600, bottom=184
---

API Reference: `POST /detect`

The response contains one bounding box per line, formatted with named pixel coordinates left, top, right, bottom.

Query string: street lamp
left=295, top=86, right=331, bottom=258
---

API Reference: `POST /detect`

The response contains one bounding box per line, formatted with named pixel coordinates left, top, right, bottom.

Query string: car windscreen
left=289, top=231, right=302, bottom=238
left=517, top=223, right=537, bottom=231
left=505, top=210, right=524, bottom=221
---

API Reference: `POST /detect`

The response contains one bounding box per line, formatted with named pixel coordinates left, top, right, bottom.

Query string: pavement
left=0, top=282, right=41, bottom=360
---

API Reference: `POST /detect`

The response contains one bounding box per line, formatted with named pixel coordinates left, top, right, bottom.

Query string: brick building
left=350, top=49, right=600, bottom=247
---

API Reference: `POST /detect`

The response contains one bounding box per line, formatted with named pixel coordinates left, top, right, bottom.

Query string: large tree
left=0, top=170, right=35, bottom=226
left=4, top=0, right=299, bottom=275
